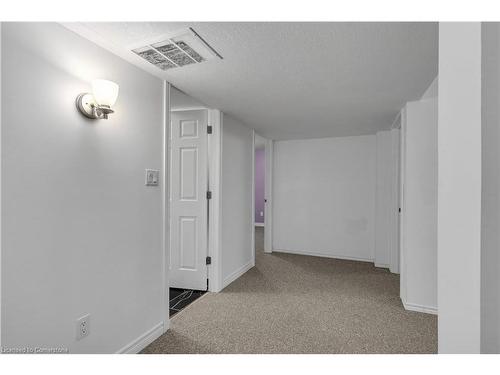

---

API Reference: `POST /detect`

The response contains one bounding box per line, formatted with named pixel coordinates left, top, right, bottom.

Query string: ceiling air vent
left=132, top=28, right=222, bottom=71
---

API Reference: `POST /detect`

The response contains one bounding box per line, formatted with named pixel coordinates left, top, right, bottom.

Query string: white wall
left=273, top=135, right=376, bottom=261
left=374, top=128, right=401, bottom=272
left=400, top=98, right=438, bottom=314
left=481, top=22, right=500, bottom=354
left=438, top=22, right=482, bottom=353
left=170, top=86, right=206, bottom=111
left=375, top=131, right=392, bottom=268
left=421, top=76, right=438, bottom=100
left=1, top=23, right=165, bottom=353
left=221, top=114, right=254, bottom=288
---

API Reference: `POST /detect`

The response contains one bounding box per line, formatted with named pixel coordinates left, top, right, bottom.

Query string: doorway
left=254, top=133, right=266, bottom=226
left=167, top=86, right=211, bottom=316
left=254, top=133, right=266, bottom=257
left=253, top=133, right=273, bottom=255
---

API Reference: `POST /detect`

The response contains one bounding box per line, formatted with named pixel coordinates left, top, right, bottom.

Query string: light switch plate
left=145, top=169, right=160, bottom=186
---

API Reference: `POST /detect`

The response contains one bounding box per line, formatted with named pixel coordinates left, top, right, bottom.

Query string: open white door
left=170, top=109, right=208, bottom=291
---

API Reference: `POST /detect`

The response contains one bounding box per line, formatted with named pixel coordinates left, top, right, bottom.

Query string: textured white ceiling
left=64, top=22, right=438, bottom=140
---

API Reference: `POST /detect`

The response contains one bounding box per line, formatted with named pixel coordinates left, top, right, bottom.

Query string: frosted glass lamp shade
left=91, top=79, right=119, bottom=107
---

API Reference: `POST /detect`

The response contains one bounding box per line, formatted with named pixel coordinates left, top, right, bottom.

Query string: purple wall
left=255, top=148, right=265, bottom=224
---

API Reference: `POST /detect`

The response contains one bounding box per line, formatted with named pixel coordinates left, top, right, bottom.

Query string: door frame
left=252, top=131, right=256, bottom=265
left=389, top=116, right=401, bottom=274
left=399, top=106, right=408, bottom=303
left=264, top=138, right=274, bottom=253
left=389, top=127, right=401, bottom=274
left=207, top=109, right=222, bottom=293
left=162, top=81, right=171, bottom=332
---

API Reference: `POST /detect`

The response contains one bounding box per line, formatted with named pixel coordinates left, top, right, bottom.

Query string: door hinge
left=206, top=256, right=212, bottom=265
left=207, top=125, right=213, bottom=134
left=206, top=191, right=212, bottom=200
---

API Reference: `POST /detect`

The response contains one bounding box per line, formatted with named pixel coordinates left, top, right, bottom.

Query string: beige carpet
left=142, top=227, right=437, bottom=354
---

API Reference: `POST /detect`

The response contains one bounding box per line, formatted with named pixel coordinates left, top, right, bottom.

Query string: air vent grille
left=132, top=28, right=221, bottom=71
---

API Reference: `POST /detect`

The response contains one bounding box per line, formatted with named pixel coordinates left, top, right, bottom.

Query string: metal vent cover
left=131, top=28, right=222, bottom=71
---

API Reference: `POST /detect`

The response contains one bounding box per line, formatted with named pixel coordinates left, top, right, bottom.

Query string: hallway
left=142, top=228, right=437, bottom=354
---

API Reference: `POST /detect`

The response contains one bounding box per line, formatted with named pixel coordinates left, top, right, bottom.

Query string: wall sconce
left=76, top=79, right=119, bottom=120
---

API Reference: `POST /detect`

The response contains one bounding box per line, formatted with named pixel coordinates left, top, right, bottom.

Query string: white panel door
left=170, top=110, right=208, bottom=290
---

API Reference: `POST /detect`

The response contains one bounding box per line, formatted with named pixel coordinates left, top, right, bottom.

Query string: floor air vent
left=132, top=28, right=222, bottom=71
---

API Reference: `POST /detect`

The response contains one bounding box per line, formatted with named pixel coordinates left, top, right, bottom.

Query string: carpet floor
left=142, top=227, right=437, bottom=354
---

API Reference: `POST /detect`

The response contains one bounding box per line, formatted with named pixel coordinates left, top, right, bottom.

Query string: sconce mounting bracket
left=76, top=93, right=99, bottom=119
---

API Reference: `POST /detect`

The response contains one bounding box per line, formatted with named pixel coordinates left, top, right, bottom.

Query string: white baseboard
left=254, top=222, right=264, bottom=227
left=375, top=263, right=390, bottom=269
left=222, top=261, right=254, bottom=289
left=116, top=322, right=164, bottom=354
left=402, top=301, right=438, bottom=315
left=272, top=249, right=373, bottom=263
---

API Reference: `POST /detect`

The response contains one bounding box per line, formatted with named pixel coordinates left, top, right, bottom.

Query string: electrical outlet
left=260, top=211, right=264, bottom=217
left=76, top=314, right=90, bottom=340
